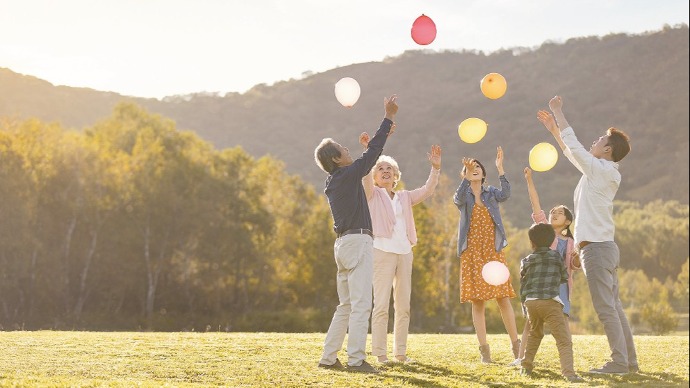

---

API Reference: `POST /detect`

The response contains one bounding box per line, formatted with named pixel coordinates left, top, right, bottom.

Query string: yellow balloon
left=480, top=73, right=507, bottom=99
left=529, top=142, right=559, bottom=172
left=458, top=118, right=488, bottom=144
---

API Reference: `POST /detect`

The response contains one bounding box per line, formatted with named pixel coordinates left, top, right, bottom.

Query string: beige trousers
left=370, top=248, right=413, bottom=357
left=320, top=234, right=373, bottom=367
left=522, top=299, right=576, bottom=377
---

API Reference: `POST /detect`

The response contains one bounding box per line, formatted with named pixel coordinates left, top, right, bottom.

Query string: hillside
left=1, top=24, right=688, bottom=226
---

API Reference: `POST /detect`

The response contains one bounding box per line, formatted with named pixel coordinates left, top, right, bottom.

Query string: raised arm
left=352, top=95, right=397, bottom=177
left=453, top=158, right=474, bottom=208
left=539, top=97, right=585, bottom=174
left=537, top=110, right=567, bottom=152
left=409, top=145, right=441, bottom=205
left=494, top=146, right=510, bottom=202
left=548, top=96, right=570, bottom=130
left=524, top=167, right=548, bottom=224
left=523, top=167, right=543, bottom=215
left=549, top=96, right=605, bottom=178
left=495, top=146, right=505, bottom=176
left=360, top=132, right=375, bottom=201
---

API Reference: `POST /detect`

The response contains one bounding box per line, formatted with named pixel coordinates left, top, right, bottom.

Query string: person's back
left=519, top=223, right=582, bottom=382
left=520, top=248, right=566, bottom=303
left=325, top=162, right=373, bottom=236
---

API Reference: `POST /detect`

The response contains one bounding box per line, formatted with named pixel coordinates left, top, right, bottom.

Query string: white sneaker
left=508, top=358, right=523, bottom=367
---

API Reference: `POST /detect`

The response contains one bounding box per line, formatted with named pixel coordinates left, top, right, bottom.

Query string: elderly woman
left=360, top=132, right=441, bottom=363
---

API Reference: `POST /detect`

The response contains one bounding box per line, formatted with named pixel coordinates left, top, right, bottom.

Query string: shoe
left=394, top=356, right=416, bottom=364
left=479, top=344, right=492, bottom=364
left=318, top=358, right=345, bottom=370
left=347, top=360, right=380, bottom=374
left=520, top=367, right=532, bottom=376
left=565, top=374, right=585, bottom=382
left=377, top=356, right=390, bottom=364
left=508, top=358, right=522, bottom=367
left=588, top=361, right=629, bottom=375
left=629, top=364, right=640, bottom=373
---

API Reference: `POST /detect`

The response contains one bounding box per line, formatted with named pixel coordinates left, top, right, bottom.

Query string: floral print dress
left=460, top=205, right=516, bottom=302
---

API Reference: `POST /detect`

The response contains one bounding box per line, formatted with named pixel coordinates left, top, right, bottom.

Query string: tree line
left=0, top=103, right=687, bottom=333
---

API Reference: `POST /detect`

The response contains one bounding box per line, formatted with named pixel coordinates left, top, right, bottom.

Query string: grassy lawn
left=1, top=331, right=688, bottom=387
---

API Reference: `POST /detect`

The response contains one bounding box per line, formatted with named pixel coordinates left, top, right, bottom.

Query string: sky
left=1, top=0, right=688, bottom=99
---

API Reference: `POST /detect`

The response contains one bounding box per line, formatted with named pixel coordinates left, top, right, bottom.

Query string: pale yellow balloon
left=458, top=118, right=488, bottom=144
left=480, top=73, right=507, bottom=100
left=529, top=142, right=559, bottom=172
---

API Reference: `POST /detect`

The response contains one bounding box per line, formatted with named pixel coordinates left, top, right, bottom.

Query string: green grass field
left=1, top=331, right=688, bottom=387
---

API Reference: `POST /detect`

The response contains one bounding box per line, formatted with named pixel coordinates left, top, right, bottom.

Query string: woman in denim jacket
left=453, top=146, right=519, bottom=364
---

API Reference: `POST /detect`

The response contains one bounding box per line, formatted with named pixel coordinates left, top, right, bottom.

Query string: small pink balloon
left=411, top=14, right=436, bottom=45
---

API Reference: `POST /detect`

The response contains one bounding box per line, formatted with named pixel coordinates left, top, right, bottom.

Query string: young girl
left=453, top=146, right=520, bottom=364
left=509, top=167, right=581, bottom=366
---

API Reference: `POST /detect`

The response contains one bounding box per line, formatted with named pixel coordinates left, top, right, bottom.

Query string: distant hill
left=2, top=24, right=688, bottom=227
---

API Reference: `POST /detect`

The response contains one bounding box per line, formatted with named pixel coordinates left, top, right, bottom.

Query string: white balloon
left=334, top=77, right=361, bottom=107
left=481, top=261, right=510, bottom=286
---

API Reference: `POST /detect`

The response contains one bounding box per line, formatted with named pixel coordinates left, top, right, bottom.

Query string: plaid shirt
left=520, top=247, right=568, bottom=304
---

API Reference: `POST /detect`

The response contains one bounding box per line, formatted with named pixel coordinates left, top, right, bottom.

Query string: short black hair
left=528, top=223, right=556, bottom=249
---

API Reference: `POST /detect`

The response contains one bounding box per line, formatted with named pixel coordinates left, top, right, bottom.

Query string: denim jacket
left=453, top=175, right=510, bottom=256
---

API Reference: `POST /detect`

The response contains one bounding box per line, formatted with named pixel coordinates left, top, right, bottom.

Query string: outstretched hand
left=384, top=95, right=398, bottom=120
left=548, top=95, right=563, bottom=111
left=461, top=157, right=475, bottom=180
left=495, top=146, right=504, bottom=175
left=537, top=110, right=559, bottom=135
left=359, top=132, right=370, bottom=149
left=388, top=123, right=396, bottom=138
left=427, top=145, right=442, bottom=170
left=524, top=167, right=533, bottom=181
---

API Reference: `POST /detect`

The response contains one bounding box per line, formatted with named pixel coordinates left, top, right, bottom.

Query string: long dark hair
left=552, top=205, right=574, bottom=239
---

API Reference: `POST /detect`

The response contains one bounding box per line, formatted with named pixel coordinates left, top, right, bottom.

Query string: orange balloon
left=480, top=73, right=507, bottom=99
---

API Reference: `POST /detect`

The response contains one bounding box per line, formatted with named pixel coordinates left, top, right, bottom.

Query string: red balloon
left=411, top=14, right=436, bottom=45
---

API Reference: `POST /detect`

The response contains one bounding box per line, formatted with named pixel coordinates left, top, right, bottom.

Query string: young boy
left=520, top=223, right=584, bottom=382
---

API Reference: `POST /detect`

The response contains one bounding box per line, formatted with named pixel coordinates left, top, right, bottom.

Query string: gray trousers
left=320, top=234, right=373, bottom=367
left=581, top=241, right=638, bottom=367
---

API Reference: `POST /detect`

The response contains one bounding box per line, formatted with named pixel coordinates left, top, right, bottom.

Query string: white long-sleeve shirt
left=560, top=126, right=620, bottom=245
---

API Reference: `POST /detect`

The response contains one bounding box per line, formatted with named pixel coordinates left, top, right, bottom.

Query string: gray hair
left=372, top=155, right=402, bottom=187
left=314, top=138, right=341, bottom=173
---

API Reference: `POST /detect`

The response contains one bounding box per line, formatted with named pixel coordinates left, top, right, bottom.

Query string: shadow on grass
left=583, top=370, right=689, bottom=386
left=381, top=361, right=456, bottom=376
left=379, top=362, right=532, bottom=388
